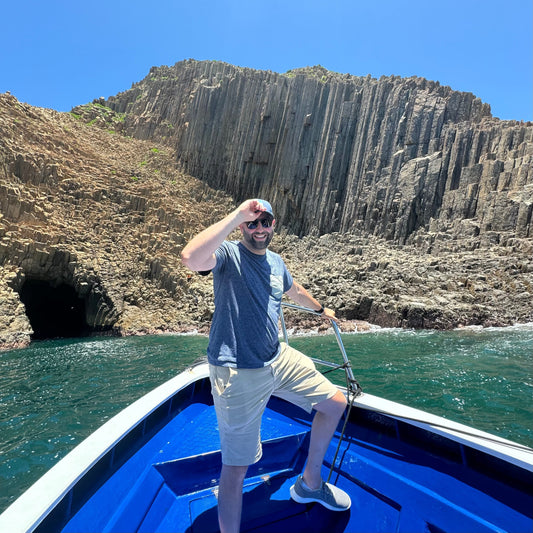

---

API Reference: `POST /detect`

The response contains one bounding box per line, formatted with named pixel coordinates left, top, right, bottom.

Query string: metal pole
left=280, top=302, right=359, bottom=393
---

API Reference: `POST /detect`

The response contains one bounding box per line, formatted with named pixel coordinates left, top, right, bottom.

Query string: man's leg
left=290, top=389, right=351, bottom=511
left=218, top=464, right=249, bottom=533
left=270, top=345, right=351, bottom=510
left=210, top=365, right=273, bottom=531
left=302, top=390, right=347, bottom=489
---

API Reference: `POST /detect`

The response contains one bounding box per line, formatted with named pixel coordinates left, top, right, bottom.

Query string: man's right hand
left=235, top=199, right=270, bottom=224
left=182, top=199, right=272, bottom=272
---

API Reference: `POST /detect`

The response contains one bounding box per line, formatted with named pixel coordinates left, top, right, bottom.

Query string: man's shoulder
left=211, top=241, right=239, bottom=273
left=221, top=240, right=239, bottom=249
left=216, top=240, right=240, bottom=257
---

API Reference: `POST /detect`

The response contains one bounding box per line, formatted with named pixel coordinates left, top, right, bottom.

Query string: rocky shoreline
left=1, top=89, right=532, bottom=352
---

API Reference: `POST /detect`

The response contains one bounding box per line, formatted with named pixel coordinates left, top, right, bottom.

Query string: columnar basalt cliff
left=1, top=60, right=532, bottom=351
left=106, top=60, right=532, bottom=247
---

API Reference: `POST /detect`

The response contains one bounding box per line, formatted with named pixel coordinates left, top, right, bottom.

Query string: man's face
left=240, top=215, right=275, bottom=252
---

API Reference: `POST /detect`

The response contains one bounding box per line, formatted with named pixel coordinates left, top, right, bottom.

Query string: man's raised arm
left=181, top=199, right=268, bottom=272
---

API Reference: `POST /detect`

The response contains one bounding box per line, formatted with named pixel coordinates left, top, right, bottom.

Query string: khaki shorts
left=209, top=342, right=339, bottom=466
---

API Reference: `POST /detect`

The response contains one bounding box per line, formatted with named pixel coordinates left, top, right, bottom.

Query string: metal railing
left=280, top=302, right=361, bottom=398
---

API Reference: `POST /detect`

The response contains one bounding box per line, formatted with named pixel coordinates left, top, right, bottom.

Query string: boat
left=1, top=303, right=532, bottom=533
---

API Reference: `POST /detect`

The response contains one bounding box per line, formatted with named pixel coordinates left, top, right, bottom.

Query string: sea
left=1, top=324, right=532, bottom=514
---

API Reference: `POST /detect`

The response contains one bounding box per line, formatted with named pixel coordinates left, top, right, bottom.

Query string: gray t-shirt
left=207, top=241, right=293, bottom=368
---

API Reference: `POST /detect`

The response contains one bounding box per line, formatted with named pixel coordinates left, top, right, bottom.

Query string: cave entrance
left=19, top=279, right=90, bottom=340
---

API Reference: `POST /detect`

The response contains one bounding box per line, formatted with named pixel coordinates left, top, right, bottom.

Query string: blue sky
left=1, top=0, right=531, bottom=121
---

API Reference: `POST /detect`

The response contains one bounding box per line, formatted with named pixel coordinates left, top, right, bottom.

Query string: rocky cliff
left=105, top=60, right=532, bottom=248
left=1, top=60, right=532, bottom=351
left=0, top=93, right=233, bottom=349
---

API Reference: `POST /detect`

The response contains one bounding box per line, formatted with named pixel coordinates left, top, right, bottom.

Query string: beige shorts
left=209, top=342, right=339, bottom=466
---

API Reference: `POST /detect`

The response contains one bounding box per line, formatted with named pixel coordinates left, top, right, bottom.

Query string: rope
left=321, top=362, right=363, bottom=396
left=327, top=388, right=358, bottom=483
left=325, top=362, right=362, bottom=484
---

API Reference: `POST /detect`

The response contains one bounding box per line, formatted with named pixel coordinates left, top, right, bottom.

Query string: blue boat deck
left=40, top=378, right=532, bottom=533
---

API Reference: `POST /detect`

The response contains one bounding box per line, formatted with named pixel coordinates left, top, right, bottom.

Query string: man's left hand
left=322, top=307, right=338, bottom=322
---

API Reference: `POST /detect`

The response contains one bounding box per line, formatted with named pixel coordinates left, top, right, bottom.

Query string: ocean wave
left=455, top=322, right=533, bottom=333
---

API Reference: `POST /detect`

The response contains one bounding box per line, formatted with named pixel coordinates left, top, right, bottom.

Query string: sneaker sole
left=289, top=485, right=351, bottom=512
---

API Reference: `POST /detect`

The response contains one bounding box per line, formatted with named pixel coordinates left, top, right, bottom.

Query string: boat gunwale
left=0, top=362, right=210, bottom=533
left=351, top=392, right=533, bottom=471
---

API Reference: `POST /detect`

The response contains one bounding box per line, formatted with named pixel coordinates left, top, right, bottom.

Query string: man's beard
left=242, top=231, right=273, bottom=250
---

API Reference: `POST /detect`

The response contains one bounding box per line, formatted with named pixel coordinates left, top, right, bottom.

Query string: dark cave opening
left=19, top=279, right=90, bottom=340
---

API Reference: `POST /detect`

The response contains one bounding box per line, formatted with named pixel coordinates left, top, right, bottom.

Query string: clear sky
left=1, top=0, right=531, bottom=121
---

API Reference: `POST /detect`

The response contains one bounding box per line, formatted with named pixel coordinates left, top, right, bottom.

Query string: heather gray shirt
left=207, top=241, right=293, bottom=368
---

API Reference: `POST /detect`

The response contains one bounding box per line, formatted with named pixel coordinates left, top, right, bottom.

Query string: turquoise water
left=1, top=326, right=532, bottom=513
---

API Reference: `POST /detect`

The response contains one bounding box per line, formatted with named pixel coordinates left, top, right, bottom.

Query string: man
left=181, top=199, right=351, bottom=533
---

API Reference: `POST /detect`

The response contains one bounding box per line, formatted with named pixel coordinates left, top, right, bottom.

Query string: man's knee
left=221, top=464, right=249, bottom=484
left=315, top=390, right=347, bottom=417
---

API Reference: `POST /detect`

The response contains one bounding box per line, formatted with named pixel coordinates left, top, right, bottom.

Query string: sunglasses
left=246, top=218, right=273, bottom=229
